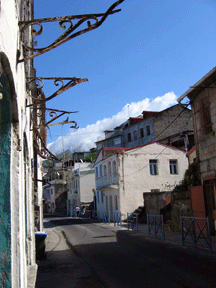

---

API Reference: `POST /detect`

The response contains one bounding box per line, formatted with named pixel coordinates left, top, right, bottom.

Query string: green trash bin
left=35, top=232, right=47, bottom=260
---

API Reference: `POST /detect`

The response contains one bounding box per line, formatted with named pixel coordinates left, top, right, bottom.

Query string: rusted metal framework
left=19, top=0, right=125, bottom=61
left=25, top=0, right=125, bottom=161
left=33, top=107, right=79, bottom=129
left=27, top=77, right=88, bottom=105
left=29, top=80, right=80, bottom=161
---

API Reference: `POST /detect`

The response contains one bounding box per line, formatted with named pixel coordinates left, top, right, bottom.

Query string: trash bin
left=35, top=232, right=47, bottom=260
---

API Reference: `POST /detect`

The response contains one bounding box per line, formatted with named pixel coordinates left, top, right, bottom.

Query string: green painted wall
left=0, top=73, right=12, bottom=287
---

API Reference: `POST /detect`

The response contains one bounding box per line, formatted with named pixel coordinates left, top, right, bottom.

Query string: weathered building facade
left=96, top=104, right=194, bottom=154
left=178, top=67, right=216, bottom=234
left=0, top=0, right=42, bottom=287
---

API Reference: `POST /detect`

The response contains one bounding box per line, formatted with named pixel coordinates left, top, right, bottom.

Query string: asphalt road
left=43, top=217, right=216, bottom=288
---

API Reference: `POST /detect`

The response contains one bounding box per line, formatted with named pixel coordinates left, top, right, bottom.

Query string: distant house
left=96, top=104, right=194, bottom=154
left=178, top=66, right=216, bottom=234
left=95, top=142, right=188, bottom=221
left=67, top=162, right=95, bottom=216
left=43, top=162, right=69, bottom=214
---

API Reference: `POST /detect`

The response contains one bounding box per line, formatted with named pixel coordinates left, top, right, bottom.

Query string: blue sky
left=34, top=0, right=216, bottom=153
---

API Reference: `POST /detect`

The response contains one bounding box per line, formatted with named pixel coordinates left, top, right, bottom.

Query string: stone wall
left=170, top=189, right=192, bottom=232
left=154, top=104, right=193, bottom=142
left=143, top=191, right=171, bottom=222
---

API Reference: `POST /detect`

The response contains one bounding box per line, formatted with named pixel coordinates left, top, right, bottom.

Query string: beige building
left=95, top=143, right=188, bottom=221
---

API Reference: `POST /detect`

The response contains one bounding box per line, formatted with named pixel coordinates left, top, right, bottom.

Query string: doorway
left=203, top=180, right=216, bottom=235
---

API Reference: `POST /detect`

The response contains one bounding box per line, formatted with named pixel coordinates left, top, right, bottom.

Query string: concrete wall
left=80, top=170, right=95, bottom=204
left=95, top=143, right=188, bottom=221
left=119, top=143, right=188, bottom=218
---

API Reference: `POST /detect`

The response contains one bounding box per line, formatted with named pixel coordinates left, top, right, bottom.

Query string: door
left=0, top=68, right=12, bottom=286
left=203, top=180, right=216, bottom=235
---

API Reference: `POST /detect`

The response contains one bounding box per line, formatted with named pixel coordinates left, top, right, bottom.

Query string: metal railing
left=180, top=216, right=212, bottom=252
left=127, top=213, right=138, bottom=231
left=103, top=212, right=110, bottom=224
left=96, top=173, right=119, bottom=189
left=114, top=212, right=122, bottom=227
left=147, top=214, right=165, bottom=239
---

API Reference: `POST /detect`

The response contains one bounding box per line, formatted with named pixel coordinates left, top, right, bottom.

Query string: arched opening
left=0, top=58, right=12, bottom=287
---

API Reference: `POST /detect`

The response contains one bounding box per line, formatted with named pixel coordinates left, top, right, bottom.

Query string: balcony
left=96, top=173, right=119, bottom=190
left=49, top=179, right=67, bottom=185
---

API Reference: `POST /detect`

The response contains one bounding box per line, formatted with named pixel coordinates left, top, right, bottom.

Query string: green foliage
left=84, top=152, right=97, bottom=162
left=184, top=162, right=201, bottom=187
left=173, top=163, right=201, bottom=193
left=42, top=160, right=54, bottom=168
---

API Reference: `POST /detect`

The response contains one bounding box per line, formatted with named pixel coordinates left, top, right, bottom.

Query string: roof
left=142, top=111, right=160, bottom=119
left=178, top=66, right=216, bottom=103
left=94, top=147, right=131, bottom=163
left=102, top=147, right=131, bottom=152
left=125, top=141, right=187, bottom=153
left=96, top=142, right=186, bottom=161
left=187, top=146, right=196, bottom=157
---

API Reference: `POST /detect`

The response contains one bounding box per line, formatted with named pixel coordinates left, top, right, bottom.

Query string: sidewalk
left=35, top=224, right=104, bottom=288
left=107, top=221, right=216, bottom=253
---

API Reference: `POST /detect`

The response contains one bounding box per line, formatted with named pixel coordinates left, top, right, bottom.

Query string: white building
left=0, top=0, right=43, bottom=287
left=95, top=142, right=188, bottom=221
left=67, top=162, right=95, bottom=216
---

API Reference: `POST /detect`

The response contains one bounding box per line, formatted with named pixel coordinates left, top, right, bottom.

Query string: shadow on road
left=44, top=217, right=102, bottom=228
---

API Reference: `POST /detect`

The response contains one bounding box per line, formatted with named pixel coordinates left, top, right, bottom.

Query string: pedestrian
left=75, top=206, right=80, bottom=217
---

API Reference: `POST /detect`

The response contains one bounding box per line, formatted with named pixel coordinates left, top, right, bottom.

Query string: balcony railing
left=96, top=173, right=119, bottom=189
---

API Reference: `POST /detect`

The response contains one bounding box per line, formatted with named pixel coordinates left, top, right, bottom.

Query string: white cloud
left=48, top=92, right=177, bottom=153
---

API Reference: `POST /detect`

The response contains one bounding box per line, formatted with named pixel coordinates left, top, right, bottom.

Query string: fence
left=103, top=212, right=110, bottom=224
left=147, top=214, right=165, bottom=239
left=114, top=212, right=122, bottom=227
left=127, top=213, right=138, bottom=231
left=180, top=216, right=212, bottom=252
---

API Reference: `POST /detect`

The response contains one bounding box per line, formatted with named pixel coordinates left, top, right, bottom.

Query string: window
left=95, top=167, right=98, bottom=179
left=113, top=161, right=116, bottom=174
left=99, top=165, right=103, bottom=177
left=128, top=133, right=132, bottom=142
left=114, top=137, right=121, bottom=145
left=140, top=128, right=144, bottom=138
left=97, top=191, right=100, bottom=203
left=133, top=131, right=137, bottom=140
left=149, top=160, right=158, bottom=175
left=115, top=195, right=118, bottom=210
left=198, top=98, right=212, bottom=134
left=108, top=161, right=111, bottom=175
left=151, top=189, right=160, bottom=193
left=169, top=160, right=178, bottom=174
left=101, top=191, right=104, bottom=203
left=104, top=165, right=107, bottom=176
left=146, top=126, right=151, bottom=136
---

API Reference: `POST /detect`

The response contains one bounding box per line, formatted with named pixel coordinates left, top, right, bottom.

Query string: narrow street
left=36, top=217, right=216, bottom=288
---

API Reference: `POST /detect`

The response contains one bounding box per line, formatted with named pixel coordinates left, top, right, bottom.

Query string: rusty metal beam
left=47, top=120, right=78, bottom=128
left=27, top=77, right=88, bottom=105
left=33, top=123, right=62, bottom=162
left=19, top=0, right=125, bottom=61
